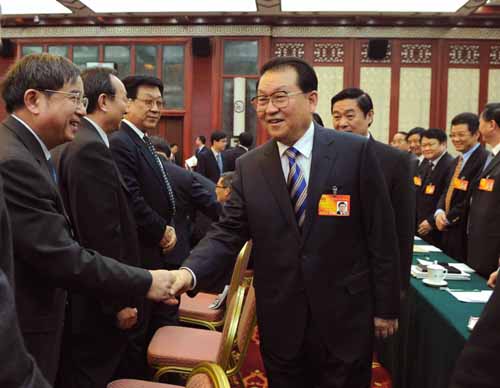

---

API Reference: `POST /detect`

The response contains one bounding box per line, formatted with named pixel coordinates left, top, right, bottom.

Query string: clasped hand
left=146, top=268, right=194, bottom=304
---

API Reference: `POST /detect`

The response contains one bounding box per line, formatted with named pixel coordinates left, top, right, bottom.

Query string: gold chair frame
left=178, top=241, right=253, bottom=331
left=151, top=285, right=246, bottom=381
left=187, top=362, right=231, bottom=388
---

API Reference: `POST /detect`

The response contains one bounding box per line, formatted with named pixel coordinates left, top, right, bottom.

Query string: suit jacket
left=449, top=280, right=500, bottom=388
left=0, top=116, right=152, bottom=383
left=196, top=147, right=224, bottom=183
left=467, top=151, right=500, bottom=277
left=109, top=121, right=175, bottom=270
left=184, top=125, right=400, bottom=365
left=436, top=145, right=489, bottom=262
left=159, top=157, right=220, bottom=267
left=223, top=145, right=247, bottom=172
left=416, top=152, right=454, bottom=247
left=51, top=118, right=143, bottom=387
left=371, top=138, right=415, bottom=292
left=0, top=176, right=51, bottom=388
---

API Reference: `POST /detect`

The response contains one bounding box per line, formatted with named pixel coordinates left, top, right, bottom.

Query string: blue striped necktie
left=285, top=147, right=307, bottom=228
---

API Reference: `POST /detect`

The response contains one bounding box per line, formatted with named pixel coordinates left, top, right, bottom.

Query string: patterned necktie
left=444, top=155, right=463, bottom=214
left=216, top=152, right=223, bottom=174
left=285, top=147, right=307, bottom=228
left=47, top=157, right=58, bottom=184
left=143, top=135, right=176, bottom=217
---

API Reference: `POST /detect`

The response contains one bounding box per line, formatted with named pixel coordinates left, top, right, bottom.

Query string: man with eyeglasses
left=109, top=75, right=179, bottom=379
left=50, top=67, right=146, bottom=387
left=167, top=57, right=400, bottom=388
left=0, top=54, right=177, bottom=384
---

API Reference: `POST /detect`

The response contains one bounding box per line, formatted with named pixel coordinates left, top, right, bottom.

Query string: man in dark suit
left=416, top=128, right=454, bottom=248
left=466, top=103, right=500, bottom=278
left=169, top=57, right=400, bottom=388
left=331, top=87, right=415, bottom=294
left=434, top=113, right=488, bottom=263
left=51, top=68, right=143, bottom=387
left=0, top=54, right=176, bottom=384
left=149, top=135, right=220, bottom=266
left=223, top=132, right=253, bottom=172
left=194, top=135, right=206, bottom=158
left=109, top=75, right=178, bottom=377
left=196, top=131, right=228, bottom=183
left=0, top=176, right=51, bottom=388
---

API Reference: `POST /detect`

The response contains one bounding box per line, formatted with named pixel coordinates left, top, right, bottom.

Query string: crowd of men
left=0, top=52, right=499, bottom=388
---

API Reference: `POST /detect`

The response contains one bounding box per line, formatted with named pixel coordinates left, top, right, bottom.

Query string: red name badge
left=425, top=184, right=435, bottom=195
left=318, top=194, right=351, bottom=217
left=479, top=178, right=495, bottom=192
left=453, top=178, right=469, bottom=191
left=413, top=176, right=422, bottom=187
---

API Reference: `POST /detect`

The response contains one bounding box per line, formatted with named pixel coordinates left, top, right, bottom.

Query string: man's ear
left=24, top=89, right=42, bottom=115
left=366, top=110, right=374, bottom=126
left=97, top=93, right=108, bottom=112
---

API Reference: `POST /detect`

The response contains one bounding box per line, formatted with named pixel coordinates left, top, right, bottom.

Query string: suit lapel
left=259, top=141, right=301, bottom=241
left=301, top=126, right=337, bottom=244
left=120, top=122, right=168, bottom=195
left=481, top=152, right=500, bottom=178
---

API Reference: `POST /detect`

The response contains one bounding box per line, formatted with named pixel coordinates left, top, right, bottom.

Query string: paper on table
left=413, top=245, right=429, bottom=253
left=449, top=263, right=476, bottom=273
left=449, top=290, right=493, bottom=303
left=415, top=236, right=422, bottom=241
left=419, top=245, right=442, bottom=252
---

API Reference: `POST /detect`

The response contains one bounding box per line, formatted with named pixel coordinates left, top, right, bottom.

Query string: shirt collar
left=84, top=117, right=109, bottom=148
left=11, top=114, right=51, bottom=161
left=461, top=142, right=480, bottom=159
left=277, top=121, right=315, bottom=159
left=239, top=145, right=249, bottom=151
left=122, top=119, right=145, bottom=140
left=211, top=147, right=220, bottom=157
left=430, top=150, right=447, bottom=166
left=491, top=142, right=500, bottom=157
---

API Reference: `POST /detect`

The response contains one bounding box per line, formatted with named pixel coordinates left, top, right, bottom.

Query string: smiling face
left=125, top=84, right=162, bottom=132
left=450, top=123, right=479, bottom=153
left=37, top=76, right=86, bottom=148
left=421, top=137, right=446, bottom=161
left=256, top=67, right=317, bottom=146
left=408, top=133, right=422, bottom=156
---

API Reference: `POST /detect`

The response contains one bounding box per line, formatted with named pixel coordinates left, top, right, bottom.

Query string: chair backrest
left=226, top=240, right=252, bottom=304
left=187, top=362, right=231, bottom=388
left=227, top=284, right=257, bottom=376
left=216, top=285, right=246, bottom=370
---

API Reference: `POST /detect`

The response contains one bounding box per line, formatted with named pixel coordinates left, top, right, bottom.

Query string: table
left=379, top=238, right=490, bottom=388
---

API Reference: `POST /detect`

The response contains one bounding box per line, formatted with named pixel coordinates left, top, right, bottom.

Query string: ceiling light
left=281, top=0, right=469, bottom=13
left=0, top=0, right=71, bottom=15
left=79, top=0, right=257, bottom=13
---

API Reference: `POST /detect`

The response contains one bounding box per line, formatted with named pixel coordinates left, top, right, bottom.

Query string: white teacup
left=427, top=263, right=448, bottom=284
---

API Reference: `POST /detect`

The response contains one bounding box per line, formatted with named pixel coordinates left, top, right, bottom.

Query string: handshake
left=146, top=268, right=195, bottom=304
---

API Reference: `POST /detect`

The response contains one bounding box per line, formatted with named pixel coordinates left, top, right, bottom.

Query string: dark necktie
left=143, top=135, right=176, bottom=217
left=285, top=147, right=307, bottom=228
left=46, top=157, right=58, bottom=184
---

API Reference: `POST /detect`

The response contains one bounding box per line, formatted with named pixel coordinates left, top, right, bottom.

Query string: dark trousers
left=261, top=312, right=372, bottom=388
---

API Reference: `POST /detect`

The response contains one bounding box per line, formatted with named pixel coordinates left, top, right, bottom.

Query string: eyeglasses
left=133, top=97, right=164, bottom=110
left=42, top=89, right=88, bottom=109
left=251, top=90, right=305, bottom=111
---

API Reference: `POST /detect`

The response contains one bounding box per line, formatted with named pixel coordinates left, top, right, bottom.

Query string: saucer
left=423, top=278, right=448, bottom=287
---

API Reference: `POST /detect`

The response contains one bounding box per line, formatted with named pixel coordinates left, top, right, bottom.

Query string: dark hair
left=422, top=128, right=447, bottom=144
left=238, top=132, right=253, bottom=148
left=260, top=57, right=318, bottom=93
left=312, top=112, right=324, bottom=127
left=451, top=112, right=479, bottom=135
left=211, top=131, right=227, bottom=143
left=406, top=127, right=426, bottom=141
left=170, top=143, right=178, bottom=148
left=81, top=67, right=118, bottom=114
left=196, top=135, right=206, bottom=145
left=121, top=75, right=163, bottom=100
left=1, top=53, right=80, bottom=113
left=219, top=171, right=235, bottom=188
left=482, top=103, right=500, bottom=127
left=330, top=88, right=373, bottom=116
left=149, top=135, right=171, bottom=158
left=396, top=131, right=408, bottom=137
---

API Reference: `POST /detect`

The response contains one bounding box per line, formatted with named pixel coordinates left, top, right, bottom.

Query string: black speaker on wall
left=192, top=37, right=211, bottom=57
left=0, top=39, right=15, bottom=58
left=367, top=39, right=389, bottom=60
